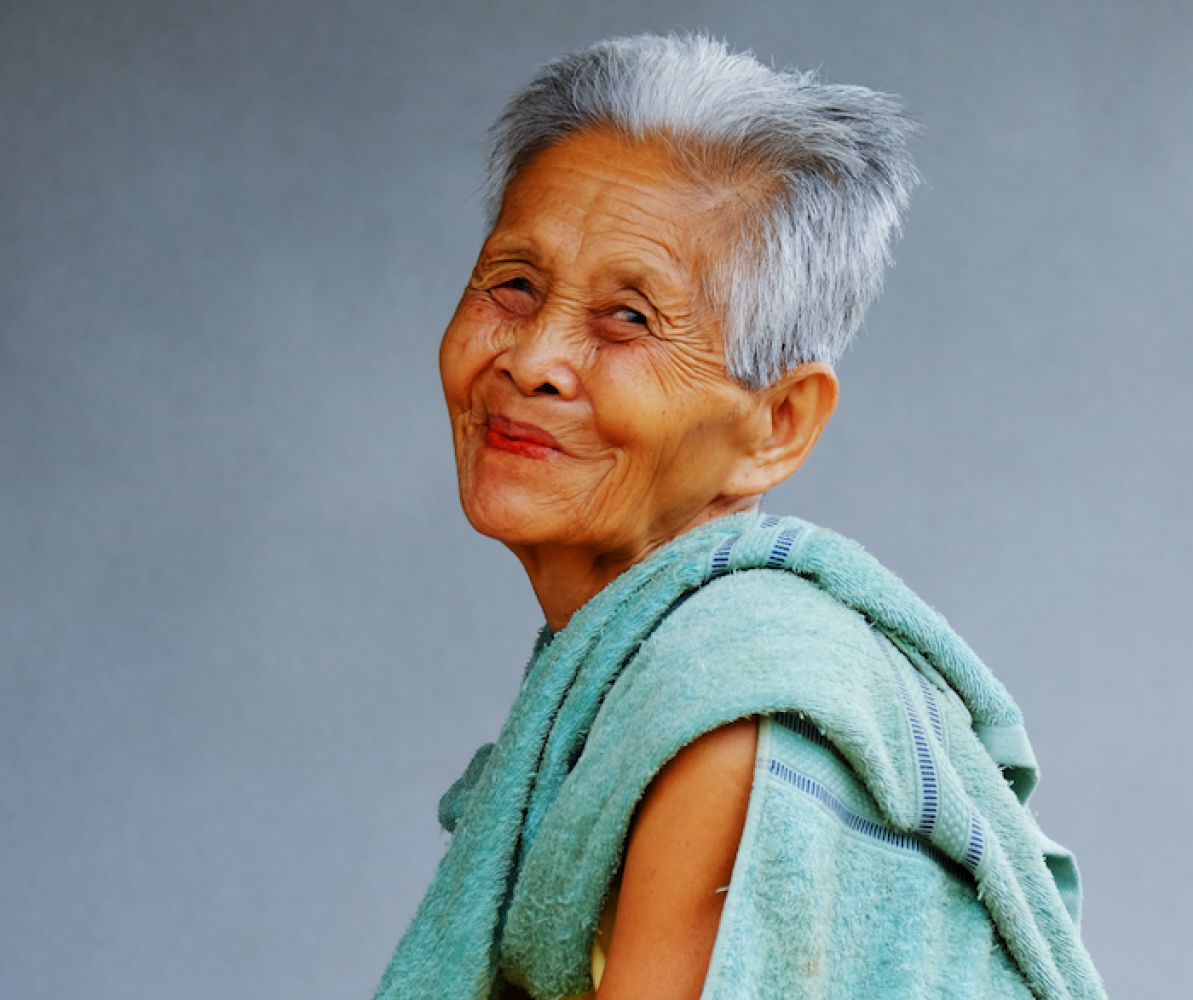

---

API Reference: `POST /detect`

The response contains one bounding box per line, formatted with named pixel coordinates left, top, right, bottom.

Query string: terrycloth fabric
left=709, top=710, right=1035, bottom=997
left=374, top=513, right=1105, bottom=1000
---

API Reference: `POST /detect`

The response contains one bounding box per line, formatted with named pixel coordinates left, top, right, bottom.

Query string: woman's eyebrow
left=475, top=249, right=542, bottom=272
left=479, top=227, right=545, bottom=256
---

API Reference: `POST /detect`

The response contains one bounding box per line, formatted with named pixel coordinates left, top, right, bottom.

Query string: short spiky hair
left=484, top=33, right=921, bottom=389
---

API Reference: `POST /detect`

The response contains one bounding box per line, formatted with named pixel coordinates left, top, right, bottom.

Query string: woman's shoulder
left=592, top=568, right=903, bottom=759
left=644, top=567, right=882, bottom=669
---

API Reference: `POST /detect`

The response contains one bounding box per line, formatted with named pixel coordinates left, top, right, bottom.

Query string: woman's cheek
left=441, top=322, right=494, bottom=408
left=589, top=355, right=669, bottom=443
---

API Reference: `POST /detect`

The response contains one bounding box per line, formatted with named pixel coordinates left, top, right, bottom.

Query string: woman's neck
left=510, top=495, right=761, bottom=633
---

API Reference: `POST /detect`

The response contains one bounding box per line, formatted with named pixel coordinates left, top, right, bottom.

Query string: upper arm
left=596, top=717, right=758, bottom=1000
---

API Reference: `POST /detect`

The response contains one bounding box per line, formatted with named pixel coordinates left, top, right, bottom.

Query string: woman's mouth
left=485, top=414, right=564, bottom=460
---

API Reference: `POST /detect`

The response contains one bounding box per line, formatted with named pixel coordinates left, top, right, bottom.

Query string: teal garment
left=709, top=712, right=1034, bottom=998
left=375, top=513, right=1105, bottom=1000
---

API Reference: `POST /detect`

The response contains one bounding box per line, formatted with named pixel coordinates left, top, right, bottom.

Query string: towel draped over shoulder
left=375, top=513, right=1105, bottom=1000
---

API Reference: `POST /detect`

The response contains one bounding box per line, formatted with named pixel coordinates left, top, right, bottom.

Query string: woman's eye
left=596, top=306, right=652, bottom=343
left=489, top=276, right=537, bottom=315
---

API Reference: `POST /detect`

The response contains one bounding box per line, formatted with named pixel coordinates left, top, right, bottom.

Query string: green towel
left=375, top=513, right=1105, bottom=1000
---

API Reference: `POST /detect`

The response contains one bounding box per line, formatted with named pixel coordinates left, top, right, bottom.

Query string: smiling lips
left=485, top=414, right=564, bottom=460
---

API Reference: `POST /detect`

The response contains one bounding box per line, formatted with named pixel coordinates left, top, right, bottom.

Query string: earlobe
left=726, top=362, right=839, bottom=496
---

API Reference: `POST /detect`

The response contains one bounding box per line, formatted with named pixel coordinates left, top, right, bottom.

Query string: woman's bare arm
left=596, top=718, right=758, bottom=1000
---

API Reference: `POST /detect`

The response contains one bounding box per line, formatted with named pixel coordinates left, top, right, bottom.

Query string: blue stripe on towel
left=872, top=629, right=939, bottom=838
left=963, top=806, right=987, bottom=875
left=767, top=757, right=951, bottom=867
left=766, top=527, right=804, bottom=568
left=914, top=669, right=945, bottom=746
left=710, top=535, right=739, bottom=578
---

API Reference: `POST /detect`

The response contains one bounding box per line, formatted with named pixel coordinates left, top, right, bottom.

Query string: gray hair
left=484, top=33, right=921, bottom=389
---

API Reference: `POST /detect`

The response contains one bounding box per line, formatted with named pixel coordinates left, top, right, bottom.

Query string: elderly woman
left=376, top=34, right=1104, bottom=1000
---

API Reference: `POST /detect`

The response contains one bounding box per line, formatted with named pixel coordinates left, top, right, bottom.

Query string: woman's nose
left=497, top=312, right=582, bottom=399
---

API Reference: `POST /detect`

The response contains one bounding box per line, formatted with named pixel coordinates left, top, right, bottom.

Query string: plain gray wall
left=2, top=1, right=1190, bottom=997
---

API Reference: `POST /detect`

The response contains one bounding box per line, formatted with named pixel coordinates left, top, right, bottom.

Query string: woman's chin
left=459, top=490, right=566, bottom=550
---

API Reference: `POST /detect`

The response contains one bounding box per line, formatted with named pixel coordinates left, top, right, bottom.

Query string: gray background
left=2, top=0, right=1190, bottom=997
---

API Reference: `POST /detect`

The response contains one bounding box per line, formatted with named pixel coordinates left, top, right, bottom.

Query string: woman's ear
left=725, top=362, right=839, bottom=496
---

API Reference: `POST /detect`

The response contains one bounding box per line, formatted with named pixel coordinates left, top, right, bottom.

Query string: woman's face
left=440, top=129, right=764, bottom=565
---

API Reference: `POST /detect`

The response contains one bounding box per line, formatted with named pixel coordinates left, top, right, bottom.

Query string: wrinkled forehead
left=485, top=129, right=746, bottom=294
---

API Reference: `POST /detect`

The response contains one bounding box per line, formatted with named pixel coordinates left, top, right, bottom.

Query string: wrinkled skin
left=441, top=128, right=837, bottom=632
